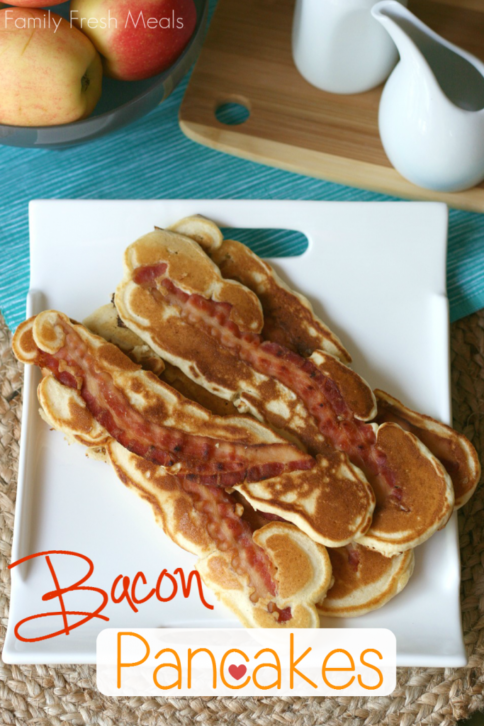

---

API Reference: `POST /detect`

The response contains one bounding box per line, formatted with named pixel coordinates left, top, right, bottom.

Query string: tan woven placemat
left=0, top=311, right=483, bottom=726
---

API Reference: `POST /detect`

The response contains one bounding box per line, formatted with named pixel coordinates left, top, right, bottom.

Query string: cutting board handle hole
left=220, top=227, right=309, bottom=257
left=215, top=101, right=250, bottom=126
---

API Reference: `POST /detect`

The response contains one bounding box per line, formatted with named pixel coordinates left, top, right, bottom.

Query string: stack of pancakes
left=13, top=216, right=480, bottom=624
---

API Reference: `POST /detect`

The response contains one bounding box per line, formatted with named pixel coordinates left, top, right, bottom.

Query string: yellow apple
left=0, top=8, right=102, bottom=126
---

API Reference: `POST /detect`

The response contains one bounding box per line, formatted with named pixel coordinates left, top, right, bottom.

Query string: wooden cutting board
left=180, top=0, right=484, bottom=213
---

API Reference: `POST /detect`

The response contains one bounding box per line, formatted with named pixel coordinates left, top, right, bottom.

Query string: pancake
left=37, top=374, right=110, bottom=460
left=168, top=215, right=224, bottom=253
left=28, top=371, right=335, bottom=627
left=14, top=314, right=286, bottom=448
left=33, top=372, right=334, bottom=627
left=207, top=227, right=479, bottom=519
left=115, top=229, right=328, bottom=454
left=204, top=233, right=479, bottom=509
left=211, top=236, right=350, bottom=362
left=238, top=453, right=374, bottom=547
left=108, top=442, right=332, bottom=627
left=374, top=389, right=480, bottom=510
left=83, top=303, right=239, bottom=418
left=108, top=440, right=333, bottom=628
left=317, top=543, right=414, bottom=617
left=114, top=228, right=456, bottom=556
left=82, top=306, right=376, bottom=547
left=38, top=374, right=374, bottom=548
left=309, top=350, right=376, bottom=421
left=161, top=361, right=239, bottom=418
left=235, top=506, right=413, bottom=616
left=31, top=365, right=411, bottom=622
left=13, top=313, right=375, bottom=547
left=355, top=423, right=454, bottom=556
left=83, top=303, right=165, bottom=375
left=197, top=521, right=333, bottom=628
left=83, top=305, right=377, bottom=558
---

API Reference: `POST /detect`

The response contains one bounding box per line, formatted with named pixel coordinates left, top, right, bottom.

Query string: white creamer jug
left=373, top=1, right=484, bottom=192
left=292, top=0, right=407, bottom=94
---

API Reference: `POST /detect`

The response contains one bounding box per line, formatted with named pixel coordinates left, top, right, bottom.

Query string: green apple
left=0, top=7, right=102, bottom=126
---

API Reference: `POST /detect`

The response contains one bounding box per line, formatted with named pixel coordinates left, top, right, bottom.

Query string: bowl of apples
left=0, top=0, right=208, bottom=148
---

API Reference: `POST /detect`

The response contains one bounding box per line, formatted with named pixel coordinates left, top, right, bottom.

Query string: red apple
left=70, top=0, right=197, bottom=81
left=0, top=8, right=102, bottom=126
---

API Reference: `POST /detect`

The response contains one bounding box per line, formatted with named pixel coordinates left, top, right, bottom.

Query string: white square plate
left=3, top=199, right=465, bottom=666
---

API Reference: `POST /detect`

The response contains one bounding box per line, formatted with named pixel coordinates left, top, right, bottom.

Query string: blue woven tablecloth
left=1, top=0, right=483, bottom=331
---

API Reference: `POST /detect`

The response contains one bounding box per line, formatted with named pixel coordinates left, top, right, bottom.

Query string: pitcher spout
left=372, top=0, right=484, bottom=112
left=372, top=0, right=484, bottom=192
left=372, top=1, right=424, bottom=72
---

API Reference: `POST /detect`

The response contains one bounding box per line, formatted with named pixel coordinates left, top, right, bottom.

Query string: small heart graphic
left=228, top=664, right=247, bottom=680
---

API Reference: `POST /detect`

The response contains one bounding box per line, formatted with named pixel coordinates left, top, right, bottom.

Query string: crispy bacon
left=102, top=407, right=289, bottom=618
left=28, top=313, right=296, bottom=622
left=256, top=511, right=287, bottom=523
left=181, top=478, right=277, bottom=601
left=179, top=480, right=294, bottom=621
left=346, top=544, right=361, bottom=572
left=268, top=602, right=292, bottom=621
left=134, top=265, right=396, bottom=491
left=33, top=320, right=313, bottom=485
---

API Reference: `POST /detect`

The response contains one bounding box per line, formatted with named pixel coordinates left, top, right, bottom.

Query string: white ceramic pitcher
left=292, top=0, right=407, bottom=94
left=373, top=1, right=484, bottom=192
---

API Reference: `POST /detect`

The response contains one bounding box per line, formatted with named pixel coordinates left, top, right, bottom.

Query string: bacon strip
left=111, top=449, right=280, bottom=604
left=28, top=314, right=294, bottom=622
left=179, top=478, right=275, bottom=596
left=346, top=543, right=361, bottom=572
left=33, top=320, right=313, bottom=486
left=178, top=480, right=291, bottom=620
left=134, top=265, right=396, bottom=492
